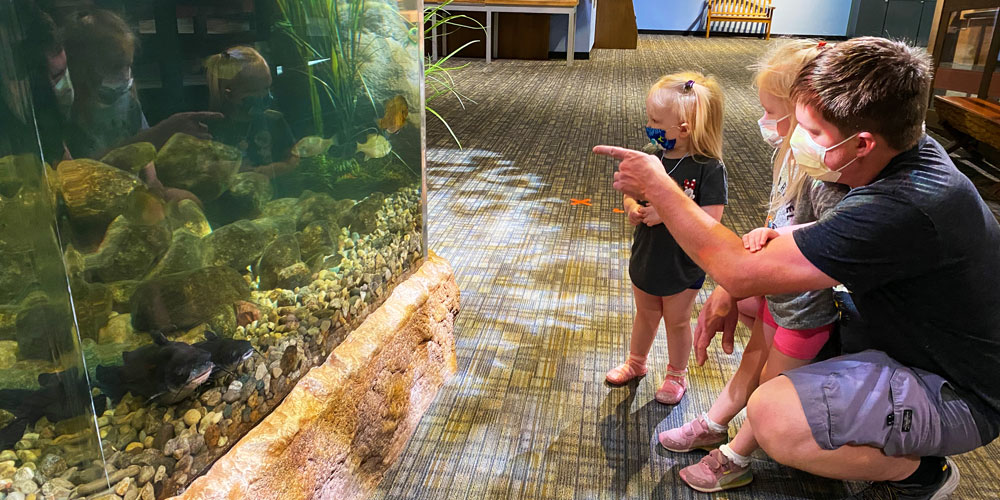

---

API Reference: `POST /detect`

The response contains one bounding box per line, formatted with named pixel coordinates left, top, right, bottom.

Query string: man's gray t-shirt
left=765, top=160, right=849, bottom=330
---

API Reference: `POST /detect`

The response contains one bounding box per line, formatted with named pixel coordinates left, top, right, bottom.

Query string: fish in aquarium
left=290, top=136, right=336, bottom=158
left=0, top=368, right=107, bottom=449
left=356, top=133, right=392, bottom=160
left=96, top=333, right=214, bottom=405
left=193, top=330, right=255, bottom=379
left=377, top=95, right=409, bottom=134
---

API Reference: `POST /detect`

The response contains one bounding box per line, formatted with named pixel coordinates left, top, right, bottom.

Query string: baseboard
left=547, top=51, right=592, bottom=60
left=636, top=29, right=848, bottom=41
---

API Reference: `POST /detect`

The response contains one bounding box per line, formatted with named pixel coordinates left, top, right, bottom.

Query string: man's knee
left=747, top=376, right=815, bottom=465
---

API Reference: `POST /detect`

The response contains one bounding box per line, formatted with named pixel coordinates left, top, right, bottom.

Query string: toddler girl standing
left=606, top=72, right=728, bottom=405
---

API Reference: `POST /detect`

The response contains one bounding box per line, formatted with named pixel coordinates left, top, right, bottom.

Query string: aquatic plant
left=273, top=0, right=377, bottom=145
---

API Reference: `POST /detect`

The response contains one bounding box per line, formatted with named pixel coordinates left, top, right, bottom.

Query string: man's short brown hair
left=792, top=37, right=933, bottom=151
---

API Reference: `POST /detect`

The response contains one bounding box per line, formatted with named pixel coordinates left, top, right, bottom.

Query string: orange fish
left=377, top=96, right=409, bottom=133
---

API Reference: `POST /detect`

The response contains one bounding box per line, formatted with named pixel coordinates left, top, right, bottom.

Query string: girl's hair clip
left=817, top=41, right=827, bottom=48
left=683, top=80, right=695, bottom=91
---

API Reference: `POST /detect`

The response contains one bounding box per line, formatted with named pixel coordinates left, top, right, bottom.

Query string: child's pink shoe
left=655, top=365, right=687, bottom=404
left=605, top=354, right=647, bottom=385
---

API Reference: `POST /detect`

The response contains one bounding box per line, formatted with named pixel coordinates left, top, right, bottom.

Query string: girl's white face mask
left=757, top=113, right=788, bottom=148
left=789, top=125, right=859, bottom=183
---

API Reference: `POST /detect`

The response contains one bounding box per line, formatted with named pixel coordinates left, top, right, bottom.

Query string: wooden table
left=427, top=0, right=581, bottom=66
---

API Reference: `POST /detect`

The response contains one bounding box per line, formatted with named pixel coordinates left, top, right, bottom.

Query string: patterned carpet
left=372, top=35, right=1000, bottom=500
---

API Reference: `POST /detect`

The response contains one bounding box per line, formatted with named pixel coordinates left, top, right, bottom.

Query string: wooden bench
left=705, top=0, right=774, bottom=40
left=427, top=0, right=580, bottom=66
left=935, top=96, right=1000, bottom=153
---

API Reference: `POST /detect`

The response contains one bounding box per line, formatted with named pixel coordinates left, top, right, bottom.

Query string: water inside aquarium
left=0, top=0, right=424, bottom=497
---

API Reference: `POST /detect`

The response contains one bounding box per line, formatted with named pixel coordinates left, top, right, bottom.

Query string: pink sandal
left=605, top=354, right=647, bottom=385
left=655, top=365, right=687, bottom=404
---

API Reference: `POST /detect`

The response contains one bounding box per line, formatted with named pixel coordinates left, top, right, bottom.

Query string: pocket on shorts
left=822, top=362, right=895, bottom=451
left=885, top=368, right=981, bottom=457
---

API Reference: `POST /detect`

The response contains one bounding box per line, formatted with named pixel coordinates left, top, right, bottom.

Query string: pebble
left=37, top=454, right=65, bottom=478
left=153, top=466, right=166, bottom=483
left=0, top=477, right=10, bottom=491
left=143, top=436, right=154, bottom=449
left=217, top=436, right=228, bottom=447
left=137, top=465, right=154, bottom=485
left=8, top=492, right=25, bottom=500
left=48, top=478, right=73, bottom=490
left=204, top=425, right=220, bottom=448
left=182, top=410, right=201, bottom=428
left=40, top=480, right=71, bottom=498
left=176, top=455, right=192, bottom=474
left=12, top=480, right=37, bottom=494
left=124, top=443, right=143, bottom=454
left=139, top=483, right=154, bottom=500
left=254, top=363, right=267, bottom=380
left=271, top=367, right=282, bottom=379
left=151, top=424, right=174, bottom=451
left=0, top=452, right=14, bottom=463
left=14, top=451, right=37, bottom=464
left=222, top=381, right=243, bottom=403
left=114, top=477, right=132, bottom=496
left=200, top=389, right=223, bottom=408
left=124, top=487, right=139, bottom=500
left=12, top=467, right=32, bottom=483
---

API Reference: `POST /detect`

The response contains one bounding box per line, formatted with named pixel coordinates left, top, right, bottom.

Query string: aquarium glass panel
left=1, top=0, right=425, bottom=496
left=0, top=0, right=108, bottom=492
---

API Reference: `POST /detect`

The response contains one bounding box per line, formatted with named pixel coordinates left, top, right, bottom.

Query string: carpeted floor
left=372, top=35, right=1000, bottom=500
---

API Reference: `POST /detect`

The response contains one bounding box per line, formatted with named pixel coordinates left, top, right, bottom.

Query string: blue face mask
left=646, top=126, right=676, bottom=150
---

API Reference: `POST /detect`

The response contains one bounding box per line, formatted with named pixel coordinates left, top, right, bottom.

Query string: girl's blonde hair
left=751, top=39, right=825, bottom=214
left=647, top=72, right=724, bottom=161
left=204, top=46, right=270, bottom=110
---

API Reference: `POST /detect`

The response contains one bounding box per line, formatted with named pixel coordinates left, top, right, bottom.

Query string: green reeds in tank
left=0, top=3, right=106, bottom=493
left=2, top=0, right=425, bottom=496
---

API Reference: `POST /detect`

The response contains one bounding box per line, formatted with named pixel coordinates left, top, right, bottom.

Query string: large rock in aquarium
left=255, top=238, right=301, bottom=290
left=297, top=221, right=337, bottom=261
left=15, top=298, right=73, bottom=360
left=0, top=305, right=16, bottom=341
left=202, top=218, right=292, bottom=271
left=155, top=133, right=242, bottom=202
left=361, top=0, right=413, bottom=42
left=98, top=313, right=142, bottom=345
left=167, top=199, right=212, bottom=237
left=69, top=279, right=113, bottom=341
left=130, top=266, right=250, bottom=333
left=55, top=159, right=143, bottom=230
left=108, top=280, right=141, bottom=313
left=261, top=198, right=299, bottom=219
left=205, top=172, right=273, bottom=227
left=100, top=142, right=157, bottom=174
left=357, top=32, right=421, bottom=129
left=296, top=191, right=353, bottom=230
left=0, top=242, right=41, bottom=305
left=339, top=192, right=386, bottom=235
left=84, top=216, right=171, bottom=282
left=146, top=229, right=206, bottom=279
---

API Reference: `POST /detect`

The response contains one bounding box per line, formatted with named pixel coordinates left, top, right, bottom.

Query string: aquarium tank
left=0, top=0, right=425, bottom=497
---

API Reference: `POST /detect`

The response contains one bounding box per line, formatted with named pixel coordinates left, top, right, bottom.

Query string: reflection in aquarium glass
left=0, top=0, right=424, bottom=496
left=935, top=8, right=999, bottom=97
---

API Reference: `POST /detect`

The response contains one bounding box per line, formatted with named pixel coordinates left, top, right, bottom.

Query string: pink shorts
left=758, top=299, right=833, bottom=360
